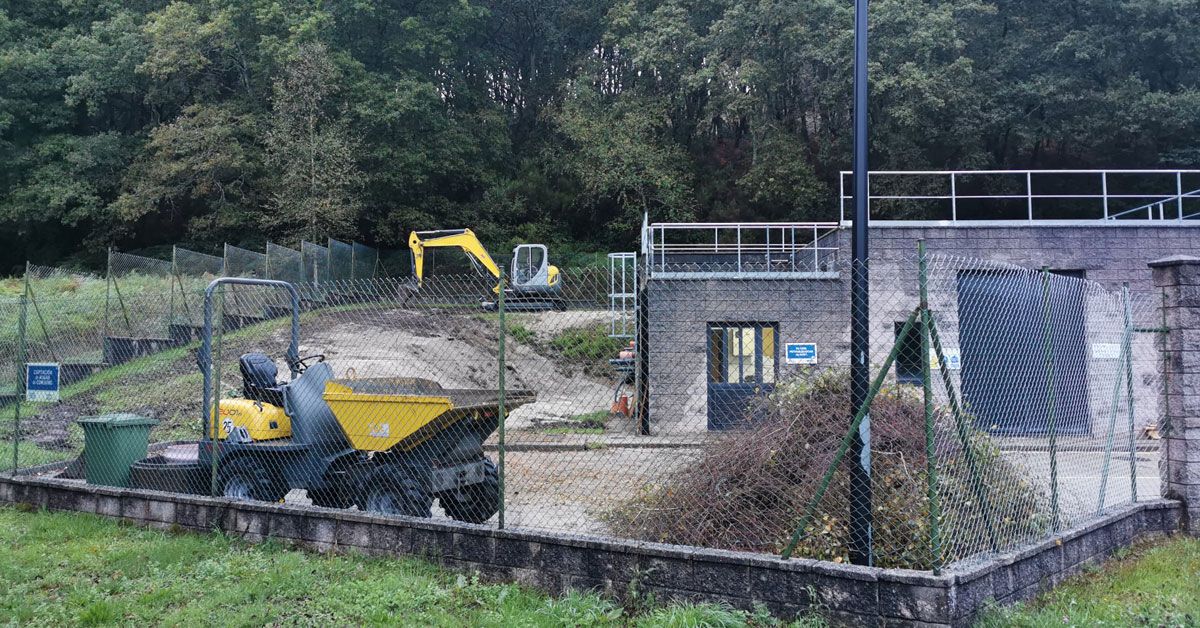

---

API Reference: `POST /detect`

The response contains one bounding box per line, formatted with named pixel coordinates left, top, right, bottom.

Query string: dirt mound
left=299, top=307, right=615, bottom=427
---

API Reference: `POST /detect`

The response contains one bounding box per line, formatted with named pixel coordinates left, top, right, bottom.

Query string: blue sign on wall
left=26, top=363, right=60, bottom=402
left=785, top=343, right=818, bottom=365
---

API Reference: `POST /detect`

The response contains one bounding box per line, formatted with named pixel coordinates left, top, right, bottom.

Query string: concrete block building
left=614, top=170, right=1200, bottom=436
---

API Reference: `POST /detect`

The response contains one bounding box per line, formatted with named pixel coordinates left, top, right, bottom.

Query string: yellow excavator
left=407, top=229, right=564, bottom=311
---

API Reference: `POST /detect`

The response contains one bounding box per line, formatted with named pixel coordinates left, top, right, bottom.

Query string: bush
left=547, top=324, right=625, bottom=376
left=605, top=370, right=1050, bottom=569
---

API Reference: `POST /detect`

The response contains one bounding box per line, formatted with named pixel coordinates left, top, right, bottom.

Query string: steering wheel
left=290, top=354, right=326, bottom=373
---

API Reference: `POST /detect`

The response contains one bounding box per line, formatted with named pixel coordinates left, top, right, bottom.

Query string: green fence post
left=1122, top=283, right=1138, bottom=502
left=782, top=307, right=920, bottom=560
left=926, top=314, right=999, bottom=552
left=497, top=272, right=507, bottom=530
left=1040, top=267, right=1060, bottom=532
left=104, top=248, right=112, bottom=339
left=918, top=241, right=942, bottom=572
left=209, top=287, right=224, bottom=497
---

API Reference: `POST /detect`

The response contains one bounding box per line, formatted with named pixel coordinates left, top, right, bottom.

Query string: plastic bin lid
left=77, top=413, right=159, bottom=428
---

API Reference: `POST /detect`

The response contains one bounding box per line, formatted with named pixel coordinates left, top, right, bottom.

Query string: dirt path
left=299, top=307, right=615, bottom=427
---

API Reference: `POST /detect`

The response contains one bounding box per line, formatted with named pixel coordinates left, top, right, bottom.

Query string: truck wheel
left=218, top=457, right=287, bottom=503
left=361, top=465, right=432, bottom=518
left=440, top=458, right=500, bottom=524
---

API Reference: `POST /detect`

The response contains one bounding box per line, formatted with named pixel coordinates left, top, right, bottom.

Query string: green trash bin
left=78, top=414, right=159, bottom=487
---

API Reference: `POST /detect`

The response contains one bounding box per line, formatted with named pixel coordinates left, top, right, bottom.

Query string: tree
left=263, top=42, right=363, bottom=243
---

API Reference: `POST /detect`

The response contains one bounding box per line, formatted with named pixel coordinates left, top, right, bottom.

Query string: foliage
left=0, top=506, right=824, bottom=625
left=548, top=323, right=626, bottom=376
left=976, top=536, right=1200, bottom=626
left=606, top=370, right=1049, bottom=569
left=2, top=0, right=1200, bottom=273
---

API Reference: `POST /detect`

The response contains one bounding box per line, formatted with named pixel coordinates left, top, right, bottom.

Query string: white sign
left=930, top=348, right=962, bottom=371
left=785, top=343, right=818, bottom=365
left=26, top=363, right=61, bottom=402
left=1092, top=343, right=1122, bottom=360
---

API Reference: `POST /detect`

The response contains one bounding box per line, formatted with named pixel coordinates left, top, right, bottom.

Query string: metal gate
left=957, top=271, right=1091, bottom=436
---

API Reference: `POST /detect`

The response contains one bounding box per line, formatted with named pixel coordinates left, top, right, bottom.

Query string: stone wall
left=0, top=472, right=1182, bottom=627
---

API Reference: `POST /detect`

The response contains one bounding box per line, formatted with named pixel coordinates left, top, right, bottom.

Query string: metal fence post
left=918, top=241, right=942, bottom=572
left=209, top=286, right=224, bottom=497
left=1040, top=267, right=1060, bottom=531
left=13, top=266, right=29, bottom=473
left=497, top=272, right=507, bottom=530
left=1122, top=283, right=1138, bottom=502
left=104, top=247, right=112, bottom=339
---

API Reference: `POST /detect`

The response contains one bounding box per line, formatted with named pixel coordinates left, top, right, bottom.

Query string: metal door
left=957, top=271, right=1091, bottom=436
left=706, top=323, right=777, bottom=430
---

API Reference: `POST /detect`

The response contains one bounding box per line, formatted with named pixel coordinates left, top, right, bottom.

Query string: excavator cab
left=510, top=244, right=561, bottom=294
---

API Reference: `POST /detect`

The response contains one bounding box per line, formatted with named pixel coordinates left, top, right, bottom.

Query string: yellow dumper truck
left=191, top=278, right=534, bottom=522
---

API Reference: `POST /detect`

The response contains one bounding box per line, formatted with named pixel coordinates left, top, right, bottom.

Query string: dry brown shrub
left=606, top=370, right=1050, bottom=569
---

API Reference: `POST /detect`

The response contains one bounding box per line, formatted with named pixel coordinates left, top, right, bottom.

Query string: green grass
left=0, top=506, right=822, bottom=626
left=543, top=427, right=606, bottom=435
left=507, top=322, right=536, bottom=344
left=976, top=535, right=1200, bottom=626
left=548, top=325, right=624, bottom=361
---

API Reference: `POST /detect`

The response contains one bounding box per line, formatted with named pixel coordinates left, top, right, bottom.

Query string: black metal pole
left=848, top=0, right=873, bottom=566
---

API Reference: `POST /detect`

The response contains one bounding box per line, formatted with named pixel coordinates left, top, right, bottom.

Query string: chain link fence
left=0, top=244, right=1166, bottom=573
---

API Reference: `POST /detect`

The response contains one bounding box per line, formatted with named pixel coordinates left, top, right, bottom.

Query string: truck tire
left=361, top=465, right=432, bottom=518
left=218, top=457, right=287, bottom=503
left=440, top=458, right=500, bottom=524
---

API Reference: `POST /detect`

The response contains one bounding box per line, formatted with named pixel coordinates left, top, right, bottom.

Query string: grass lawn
left=0, top=506, right=822, bottom=627
left=976, top=535, right=1200, bottom=626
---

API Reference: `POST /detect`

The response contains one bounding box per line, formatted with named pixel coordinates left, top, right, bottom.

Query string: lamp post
left=847, top=0, right=873, bottom=567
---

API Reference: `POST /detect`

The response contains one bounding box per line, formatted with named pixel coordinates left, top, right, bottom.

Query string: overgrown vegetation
left=4, top=1, right=1198, bottom=273
left=534, top=410, right=611, bottom=435
left=977, top=535, right=1200, bottom=626
left=548, top=324, right=626, bottom=377
left=0, top=506, right=824, bottom=626
left=606, top=370, right=1049, bottom=569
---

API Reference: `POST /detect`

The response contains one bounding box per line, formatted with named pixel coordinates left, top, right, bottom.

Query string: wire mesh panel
left=266, top=243, right=306, bottom=285
left=328, top=239, right=353, bottom=282
left=223, top=244, right=267, bottom=278
left=107, top=251, right=175, bottom=342
left=223, top=245, right=268, bottom=320
left=172, top=247, right=225, bottom=328
left=0, top=243, right=1167, bottom=575
left=22, top=264, right=107, bottom=365
left=351, top=242, right=379, bottom=280
left=173, top=246, right=225, bottom=278
left=302, top=241, right=330, bottom=284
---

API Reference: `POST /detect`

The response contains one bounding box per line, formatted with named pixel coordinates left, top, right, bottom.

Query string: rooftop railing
left=839, top=169, right=1200, bottom=224
left=642, top=221, right=841, bottom=278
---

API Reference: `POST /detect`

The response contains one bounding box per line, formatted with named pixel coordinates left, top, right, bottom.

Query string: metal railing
left=839, top=169, right=1200, bottom=224
left=642, top=221, right=842, bottom=277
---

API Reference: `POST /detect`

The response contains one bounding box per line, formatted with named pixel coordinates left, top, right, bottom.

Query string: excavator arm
left=408, top=229, right=502, bottom=288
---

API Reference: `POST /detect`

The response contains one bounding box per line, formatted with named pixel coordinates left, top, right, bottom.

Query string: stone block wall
left=1152, top=255, right=1200, bottom=532
left=0, top=473, right=1183, bottom=627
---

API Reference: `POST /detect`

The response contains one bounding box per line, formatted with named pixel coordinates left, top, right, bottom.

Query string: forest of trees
left=2, top=0, right=1198, bottom=272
